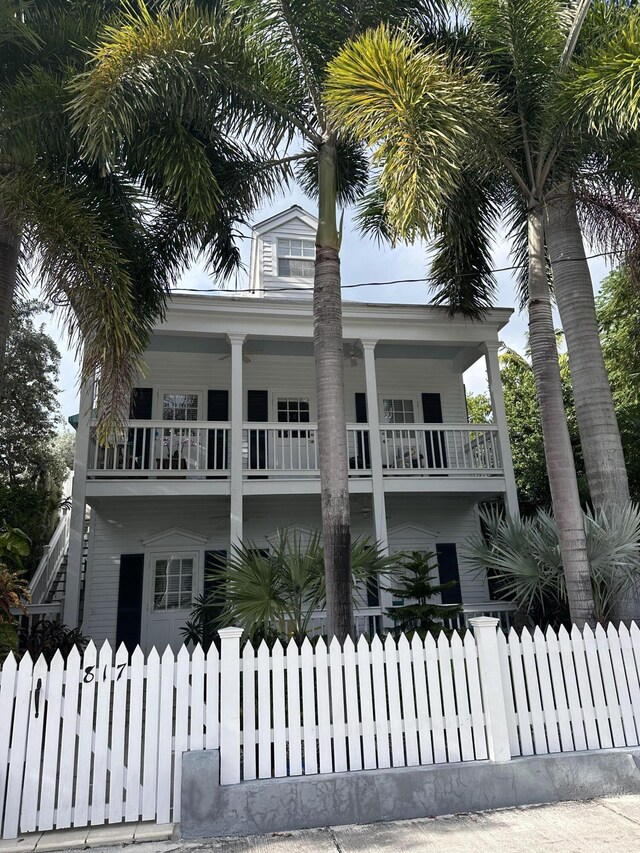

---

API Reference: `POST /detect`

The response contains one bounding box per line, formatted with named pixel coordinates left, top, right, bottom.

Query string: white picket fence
left=4, top=619, right=640, bottom=839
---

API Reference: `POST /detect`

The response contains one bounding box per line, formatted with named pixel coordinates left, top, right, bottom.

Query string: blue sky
left=45, top=182, right=610, bottom=422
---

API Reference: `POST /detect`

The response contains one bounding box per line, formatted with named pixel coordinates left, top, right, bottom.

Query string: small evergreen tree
left=385, top=552, right=463, bottom=637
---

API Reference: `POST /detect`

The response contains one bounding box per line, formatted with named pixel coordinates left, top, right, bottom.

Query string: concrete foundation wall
left=180, top=748, right=640, bottom=839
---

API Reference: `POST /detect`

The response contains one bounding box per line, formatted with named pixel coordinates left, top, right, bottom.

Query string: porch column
left=228, top=334, right=246, bottom=548
left=362, top=340, right=388, bottom=554
left=64, top=373, right=94, bottom=627
left=483, top=342, right=519, bottom=517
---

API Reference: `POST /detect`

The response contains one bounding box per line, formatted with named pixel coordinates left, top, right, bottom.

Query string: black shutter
left=353, top=393, right=371, bottom=469
left=203, top=550, right=227, bottom=649
left=421, top=392, right=447, bottom=469
left=129, top=388, right=153, bottom=469
left=207, top=391, right=229, bottom=471
left=115, top=553, right=145, bottom=652
left=247, top=390, right=268, bottom=470
left=436, top=543, right=462, bottom=604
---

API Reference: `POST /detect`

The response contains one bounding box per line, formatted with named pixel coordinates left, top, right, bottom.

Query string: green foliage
left=385, top=551, right=462, bottom=636
left=17, top=621, right=89, bottom=662
left=466, top=392, right=492, bottom=425
left=183, top=528, right=397, bottom=645
left=464, top=504, right=640, bottom=627
left=0, top=523, right=31, bottom=659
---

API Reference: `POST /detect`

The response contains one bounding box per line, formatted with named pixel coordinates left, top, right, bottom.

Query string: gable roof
left=252, top=205, right=317, bottom=235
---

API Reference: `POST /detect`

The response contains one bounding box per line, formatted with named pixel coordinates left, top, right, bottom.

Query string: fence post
left=218, top=627, right=243, bottom=785
left=470, top=617, right=511, bottom=762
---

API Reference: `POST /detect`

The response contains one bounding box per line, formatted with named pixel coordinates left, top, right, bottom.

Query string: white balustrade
left=28, top=513, right=71, bottom=605
left=379, top=423, right=502, bottom=475
left=242, top=424, right=370, bottom=474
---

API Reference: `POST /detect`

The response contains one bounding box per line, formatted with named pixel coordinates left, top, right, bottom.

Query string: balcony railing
left=87, top=421, right=502, bottom=480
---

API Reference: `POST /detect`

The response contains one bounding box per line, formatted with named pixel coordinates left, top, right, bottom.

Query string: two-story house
left=48, top=206, right=517, bottom=651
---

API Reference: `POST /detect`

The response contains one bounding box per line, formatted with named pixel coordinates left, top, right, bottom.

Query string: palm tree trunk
left=545, top=180, right=637, bottom=622
left=0, top=199, right=20, bottom=384
left=314, top=135, right=352, bottom=641
left=545, top=182, right=630, bottom=515
left=527, top=204, right=595, bottom=628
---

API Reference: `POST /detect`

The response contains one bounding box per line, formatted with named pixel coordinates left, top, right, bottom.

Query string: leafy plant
left=18, top=620, right=88, bottom=662
left=183, top=528, right=397, bottom=645
left=464, top=504, right=640, bottom=627
left=0, top=524, right=31, bottom=658
left=385, top=551, right=462, bottom=637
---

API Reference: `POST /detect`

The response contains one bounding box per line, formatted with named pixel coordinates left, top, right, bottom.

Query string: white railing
left=242, top=423, right=370, bottom=474
left=380, top=423, right=502, bottom=474
left=5, top=621, right=640, bottom=839
left=443, top=602, right=518, bottom=632
left=28, top=512, right=71, bottom=605
left=87, top=421, right=230, bottom=477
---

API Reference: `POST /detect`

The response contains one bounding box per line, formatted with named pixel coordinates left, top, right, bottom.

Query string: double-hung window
left=153, top=554, right=195, bottom=611
left=277, top=238, right=315, bottom=278
left=277, top=396, right=310, bottom=438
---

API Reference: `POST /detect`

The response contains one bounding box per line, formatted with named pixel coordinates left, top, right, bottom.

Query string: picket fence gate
left=3, top=619, right=640, bottom=839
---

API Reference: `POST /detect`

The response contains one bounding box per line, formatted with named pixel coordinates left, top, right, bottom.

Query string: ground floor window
left=152, top=553, right=195, bottom=611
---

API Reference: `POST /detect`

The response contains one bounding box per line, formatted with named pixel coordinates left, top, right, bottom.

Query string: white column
left=228, top=334, right=246, bottom=549
left=470, top=616, right=512, bottom=762
left=362, top=340, right=388, bottom=554
left=483, top=342, right=519, bottom=518
left=63, top=374, right=94, bottom=627
left=218, top=626, right=243, bottom=784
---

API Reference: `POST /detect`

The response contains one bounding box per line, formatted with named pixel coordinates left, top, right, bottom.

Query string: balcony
left=87, top=421, right=503, bottom=481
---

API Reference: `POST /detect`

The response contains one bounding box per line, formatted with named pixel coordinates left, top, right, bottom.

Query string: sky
left=42, top=182, right=611, bottom=422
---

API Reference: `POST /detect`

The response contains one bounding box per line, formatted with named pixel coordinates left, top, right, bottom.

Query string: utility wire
left=173, top=250, right=615, bottom=295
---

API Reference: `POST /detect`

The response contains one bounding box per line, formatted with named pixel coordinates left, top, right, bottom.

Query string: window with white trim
left=383, top=399, right=416, bottom=424
left=277, top=238, right=315, bottom=278
left=277, top=396, right=310, bottom=438
left=162, top=393, right=199, bottom=421
left=153, top=554, right=195, bottom=610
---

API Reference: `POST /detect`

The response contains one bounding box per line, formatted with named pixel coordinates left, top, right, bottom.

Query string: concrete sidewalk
left=14, top=795, right=640, bottom=853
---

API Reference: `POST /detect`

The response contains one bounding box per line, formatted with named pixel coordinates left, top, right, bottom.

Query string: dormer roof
left=248, top=205, right=317, bottom=298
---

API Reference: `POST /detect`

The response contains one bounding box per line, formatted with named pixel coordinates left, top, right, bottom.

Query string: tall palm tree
left=327, top=1, right=608, bottom=625
left=70, top=0, right=494, bottom=639
left=1, top=0, right=279, bottom=437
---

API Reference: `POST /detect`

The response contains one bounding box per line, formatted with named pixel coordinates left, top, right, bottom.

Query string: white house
left=37, top=206, right=518, bottom=651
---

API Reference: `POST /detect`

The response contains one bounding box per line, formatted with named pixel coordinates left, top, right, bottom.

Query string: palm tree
left=1, top=0, right=280, bottom=436
left=70, top=0, right=493, bottom=639
left=326, top=1, right=609, bottom=626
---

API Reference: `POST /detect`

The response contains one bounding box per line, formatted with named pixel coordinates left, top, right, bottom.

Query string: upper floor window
left=277, top=238, right=315, bottom=278
left=383, top=399, right=416, bottom=424
left=162, top=393, right=199, bottom=421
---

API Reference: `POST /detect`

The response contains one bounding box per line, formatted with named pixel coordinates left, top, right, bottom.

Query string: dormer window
left=277, top=238, right=315, bottom=278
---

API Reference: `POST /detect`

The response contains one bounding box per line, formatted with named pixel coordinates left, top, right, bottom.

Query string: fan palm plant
left=326, top=0, right=640, bottom=625
left=70, top=0, right=496, bottom=639
left=1, top=0, right=282, bottom=437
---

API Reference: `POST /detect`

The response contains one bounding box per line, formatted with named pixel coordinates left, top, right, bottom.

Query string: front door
left=144, top=551, right=200, bottom=651
left=273, top=396, right=316, bottom=470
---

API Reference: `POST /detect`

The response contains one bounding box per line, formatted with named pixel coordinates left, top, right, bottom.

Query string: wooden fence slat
left=342, top=637, right=362, bottom=772
left=0, top=653, right=17, bottom=837
left=91, top=642, right=114, bottom=825
left=315, top=639, right=333, bottom=774
left=451, top=632, right=474, bottom=761
left=125, top=647, right=145, bottom=822
left=508, top=628, right=533, bottom=756
left=172, top=645, right=191, bottom=822
left=286, top=639, right=303, bottom=776
left=606, top=624, right=637, bottom=746
left=397, top=634, right=419, bottom=766
left=371, top=636, right=390, bottom=769
left=204, top=644, right=219, bottom=750
left=155, top=646, right=175, bottom=824
left=438, top=632, right=460, bottom=763
left=425, top=633, right=446, bottom=763
left=3, top=653, right=33, bottom=838
left=532, top=628, right=560, bottom=753
left=621, top=624, right=640, bottom=743
left=272, top=642, right=287, bottom=777
left=108, top=644, right=130, bottom=824
left=556, top=627, right=586, bottom=751
left=37, top=651, right=63, bottom=831
left=496, top=631, right=517, bottom=757
left=189, top=645, right=205, bottom=753
left=257, top=641, right=272, bottom=779
left=20, top=655, right=49, bottom=833
left=73, top=643, right=97, bottom=827
left=465, top=632, right=488, bottom=760
left=582, top=625, right=613, bottom=749
left=357, top=636, right=376, bottom=770
left=545, top=628, right=573, bottom=752
left=141, top=648, right=160, bottom=822
left=329, top=638, right=347, bottom=772
left=571, top=625, right=601, bottom=749
left=301, top=639, right=317, bottom=775
left=595, top=624, right=625, bottom=747
left=384, top=634, right=405, bottom=767
left=242, top=641, right=256, bottom=781
left=411, top=634, right=433, bottom=766
left=57, top=647, right=81, bottom=828
left=520, top=629, right=547, bottom=754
